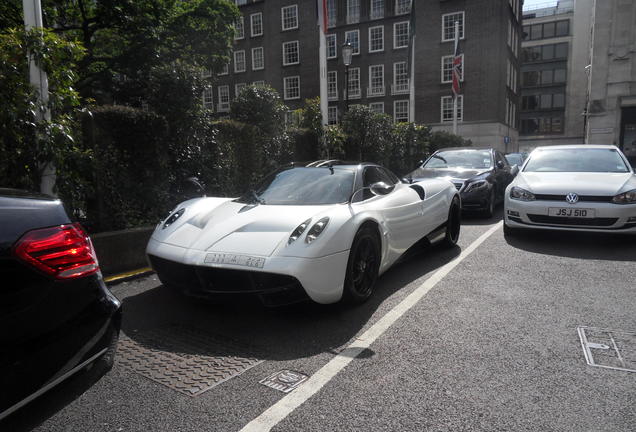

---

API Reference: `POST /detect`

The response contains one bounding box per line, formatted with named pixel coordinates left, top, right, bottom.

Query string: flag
left=452, top=20, right=462, bottom=97
left=317, top=0, right=328, bottom=126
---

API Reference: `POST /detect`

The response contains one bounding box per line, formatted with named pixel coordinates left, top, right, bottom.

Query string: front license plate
left=548, top=207, right=595, bottom=218
left=204, top=253, right=265, bottom=268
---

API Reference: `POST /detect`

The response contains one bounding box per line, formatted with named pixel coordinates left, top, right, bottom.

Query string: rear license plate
left=548, top=208, right=595, bottom=218
left=204, top=253, right=265, bottom=268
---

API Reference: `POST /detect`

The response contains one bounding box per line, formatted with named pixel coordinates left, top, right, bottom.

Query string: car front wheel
left=442, top=196, right=461, bottom=248
left=342, top=226, right=381, bottom=304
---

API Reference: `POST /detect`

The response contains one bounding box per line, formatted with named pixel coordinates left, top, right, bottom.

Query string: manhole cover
left=259, top=370, right=309, bottom=393
left=117, top=325, right=263, bottom=396
left=577, top=326, right=636, bottom=373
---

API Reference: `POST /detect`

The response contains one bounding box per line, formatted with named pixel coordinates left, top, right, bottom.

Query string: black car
left=406, top=148, right=518, bottom=217
left=0, top=189, right=121, bottom=420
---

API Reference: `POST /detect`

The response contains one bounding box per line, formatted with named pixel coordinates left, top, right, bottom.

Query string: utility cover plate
left=577, top=326, right=636, bottom=373
left=259, top=370, right=309, bottom=393
left=117, top=325, right=263, bottom=396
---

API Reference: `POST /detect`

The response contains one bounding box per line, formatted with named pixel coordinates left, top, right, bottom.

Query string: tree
left=341, top=105, right=393, bottom=164
left=428, top=130, right=472, bottom=153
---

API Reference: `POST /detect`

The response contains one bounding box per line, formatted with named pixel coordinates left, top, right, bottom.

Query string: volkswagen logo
left=565, top=193, right=579, bottom=204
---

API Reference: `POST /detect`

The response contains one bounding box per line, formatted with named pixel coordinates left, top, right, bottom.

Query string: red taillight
left=13, top=223, right=100, bottom=279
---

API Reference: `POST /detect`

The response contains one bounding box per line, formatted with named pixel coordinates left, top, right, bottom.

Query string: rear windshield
left=523, top=148, right=629, bottom=173
left=423, top=150, right=493, bottom=170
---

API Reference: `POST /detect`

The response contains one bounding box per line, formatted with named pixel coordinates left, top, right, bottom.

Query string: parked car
left=406, top=148, right=518, bottom=217
left=504, top=152, right=527, bottom=168
left=504, top=145, right=636, bottom=235
left=147, top=161, right=461, bottom=306
left=0, top=189, right=121, bottom=420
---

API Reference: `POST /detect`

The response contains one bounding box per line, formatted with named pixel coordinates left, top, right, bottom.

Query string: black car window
left=379, top=167, right=400, bottom=185
left=495, top=151, right=510, bottom=168
left=362, top=167, right=393, bottom=200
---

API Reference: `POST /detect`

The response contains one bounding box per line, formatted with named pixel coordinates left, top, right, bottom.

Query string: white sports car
left=146, top=161, right=461, bottom=306
left=504, top=145, right=636, bottom=235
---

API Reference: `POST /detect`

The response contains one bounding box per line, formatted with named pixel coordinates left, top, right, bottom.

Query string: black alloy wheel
left=343, top=227, right=381, bottom=304
left=442, top=196, right=461, bottom=248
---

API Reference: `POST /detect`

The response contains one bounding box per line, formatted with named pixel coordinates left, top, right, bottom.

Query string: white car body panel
left=504, top=145, right=636, bottom=234
left=147, top=173, right=457, bottom=304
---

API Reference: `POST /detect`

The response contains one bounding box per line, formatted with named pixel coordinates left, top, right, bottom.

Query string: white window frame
left=283, top=76, right=301, bottom=100
left=370, top=0, right=384, bottom=20
left=441, top=95, right=463, bottom=122
left=441, top=54, right=464, bottom=83
left=327, top=0, right=337, bottom=28
left=347, top=67, right=361, bottom=99
left=235, top=83, right=247, bottom=98
left=251, top=12, right=263, bottom=37
left=368, top=64, right=384, bottom=97
left=282, top=40, right=300, bottom=66
left=201, top=69, right=212, bottom=78
left=369, top=102, right=384, bottom=113
left=235, top=0, right=247, bottom=5
left=251, top=47, right=264, bottom=70
left=253, top=80, right=265, bottom=86
left=345, top=30, right=360, bottom=55
left=235, top=16, right=244, bottom=40
left=368, top=26, right=384, bottom=53
left=442, top=11, right=465, bottom=42
left=202, top=88, right=214, bottom=109
left=217, top=85, right=230, bottom=112
left=394, top=100, right=409, bottom=122
left=233, top=50, right=246, bottom=73
left=347, top=0, right=360, bottom=24
left=328, top=106, right=339, bottom=124
left=395, top=0, right=411, bottom=15
left=392, top=61, right=409, bottom=94
left=327, top=71, right=338, bottom=100
left=218, top=63, right=229, bottom=76
left=327, top=34, right=337, bottom=59
left=281, top=4, right=299, bottom=31
left=393, top=21, right=409, bottom=49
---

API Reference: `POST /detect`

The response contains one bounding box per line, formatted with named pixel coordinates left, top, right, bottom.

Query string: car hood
left=515, top=172, right=636, bottom=195
left=154, top=198, right=334, bottom=256
left=408, top=167, right=490, bottom=181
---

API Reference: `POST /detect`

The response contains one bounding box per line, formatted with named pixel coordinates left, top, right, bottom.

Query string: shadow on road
left=461, top=206, right=504, bottom=226
left=504, top=228, right=636, bottom=261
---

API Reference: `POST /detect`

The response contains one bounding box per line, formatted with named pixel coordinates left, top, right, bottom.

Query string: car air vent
left=533, top=194, right=614, bottom=203
left=409, top=185, right=426, bottom=200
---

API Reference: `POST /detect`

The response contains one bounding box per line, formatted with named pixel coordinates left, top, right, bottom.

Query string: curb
left=104, top=267, right=154, bottom=285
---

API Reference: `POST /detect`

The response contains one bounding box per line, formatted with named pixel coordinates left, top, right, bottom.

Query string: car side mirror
left=511, top=165, right=520, bottom=176
left=370, top=181, right=394, bottom=196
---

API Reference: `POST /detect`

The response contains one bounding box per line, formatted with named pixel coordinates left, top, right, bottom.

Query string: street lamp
left=342, top=42, right=353, bottom=115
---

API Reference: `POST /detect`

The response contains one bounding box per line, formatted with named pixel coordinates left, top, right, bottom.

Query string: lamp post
left=341, top=42, right=353, bottom=116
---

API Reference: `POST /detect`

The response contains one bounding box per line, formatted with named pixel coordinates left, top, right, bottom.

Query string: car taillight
left=13, top=223, right=100, bottom=279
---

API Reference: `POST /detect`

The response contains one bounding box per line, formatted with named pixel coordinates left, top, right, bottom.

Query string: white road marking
left=240, top=222, right=503, bottom=432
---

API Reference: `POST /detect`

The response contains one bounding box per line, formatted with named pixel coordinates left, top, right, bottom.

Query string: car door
left=494, top=151, right=514, bottom=201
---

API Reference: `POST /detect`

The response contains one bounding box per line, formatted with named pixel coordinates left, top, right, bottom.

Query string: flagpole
left=317, top=0, right=328, bottom=128
left=452, top=20, right=459, bottom=136
left=409, top=34, right=415, bottom=122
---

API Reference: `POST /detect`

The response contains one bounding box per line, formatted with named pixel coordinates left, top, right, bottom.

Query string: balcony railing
left=328, top=92, right=338, bottom=101
left=345, top=88, right=361, bottom=99
left=217, top=102, right=230, bottom=112
left=391, top=81, right=410, bottom=95
left=367, top=86, right=385, bottom=97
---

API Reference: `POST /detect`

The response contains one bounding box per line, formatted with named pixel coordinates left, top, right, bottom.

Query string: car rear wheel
left=442, top=196, right=461, bottom=248
left=342, top=226, right=380, bottom=304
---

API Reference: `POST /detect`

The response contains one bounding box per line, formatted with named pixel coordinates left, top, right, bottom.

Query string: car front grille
left=533, top=194, right=614, bottom=203
left=527, top=215, right=619, bottom=227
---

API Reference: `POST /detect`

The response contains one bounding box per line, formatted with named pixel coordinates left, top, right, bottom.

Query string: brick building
left=209, top=0, right=522, bottom=150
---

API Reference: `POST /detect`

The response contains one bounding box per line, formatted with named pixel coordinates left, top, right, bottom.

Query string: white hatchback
left=504, top=145, right=636, bottom=234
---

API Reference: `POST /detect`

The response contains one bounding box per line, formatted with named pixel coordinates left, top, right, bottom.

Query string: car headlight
left=464, top=180, right=488, bottom=193
left=305, top=217, right=329, bottom=243
left=612, top=189, right=636, bottom=204
left=163, top=208, right=185, bottom=229
left=510, top=186, right=535, bottom=201
left=288, top=218, right=311, bottom=244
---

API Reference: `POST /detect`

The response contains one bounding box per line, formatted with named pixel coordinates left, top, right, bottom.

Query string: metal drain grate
left=259, top=370, right=309, bottom=393
left=577, top=326, right=636, bottom=373
left=117, top=325, right=263, bottom=396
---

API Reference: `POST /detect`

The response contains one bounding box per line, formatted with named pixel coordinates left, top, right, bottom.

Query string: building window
left=253, top=80, right=265, bottom=86
left=441, top=95, right=463, bottom=122
left=235, top=16, right=244, bottom=40
left=392, top=61, right=409, bottom=94
left=218, top=85, right=230, bottom=112
left=347, top=0, right=360, bottom=24
left=201, top=69, right=212, bottom=78
left=202, top=88, right=214, bottom=109
left=235, top=83, right=246, bottom=98
left=251, top=13, right=263, bottom=37
left=348, top=67, right=361, bottom=98
left=395, top=0, right=411, bottom=15
left=369, top=26, right=384, bottom=52
left=441, top=54, right=464, bottom=83
left=394, top=100, right=409, bottom=122
left=282, top=41, right=300, bottom=65
left=235, top=0, right=247, bottom=5
left=370, top=0, right=384, bottom=19
left=345, top=30, right=360, bottom=55
left=283, top=76, right=300, bottom=100
left=234, top=50, right=246, bottom=73
left=327, top=71, right=338, bottom=100
left=327, top=34, right=337, bottom=59
left=523, top=20, right=569, bottom=41
left=521, top=117, right=563, bottom=134
left=281, top=5, right=299, bottom=31
left=252, top=47, right=264, bottom=70
left=369, top=102, right=384, bottom=113
left=327, top=0, right=337, bottom=27
left=368, top=64, right=384, bottom=97
left=328, top=106, right=339, bottom=124
left=522, top=43, right=568, bottom=62
left=393, top=22, right=409, bottom=49
left=442, top=12, right=465, bottom=42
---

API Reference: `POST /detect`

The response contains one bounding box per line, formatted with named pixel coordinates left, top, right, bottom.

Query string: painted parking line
left=240, top=222, right=503, bottom=432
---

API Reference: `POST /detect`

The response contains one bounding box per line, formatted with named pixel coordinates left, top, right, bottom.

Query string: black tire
left=441, top=196, right=461, bottom=248
left=503, top=221, right=518, bottom=237
left=84, top=324, right=119, bottom=375
left=483, top=188, right=496, bottom=218
left=342, top=226, right=381, bottom=304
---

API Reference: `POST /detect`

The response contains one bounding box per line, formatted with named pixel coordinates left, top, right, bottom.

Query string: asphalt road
left=3, top=209, right=635, bottom=431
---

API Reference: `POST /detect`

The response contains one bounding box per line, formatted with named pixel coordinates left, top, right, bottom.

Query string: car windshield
left=423, top=150, right=493, bottom=170
left=236, top=167, right=355, bottom=205
left=523, top=148, right=630, bottom=173
left=505, top=154, right=524, bottom=166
